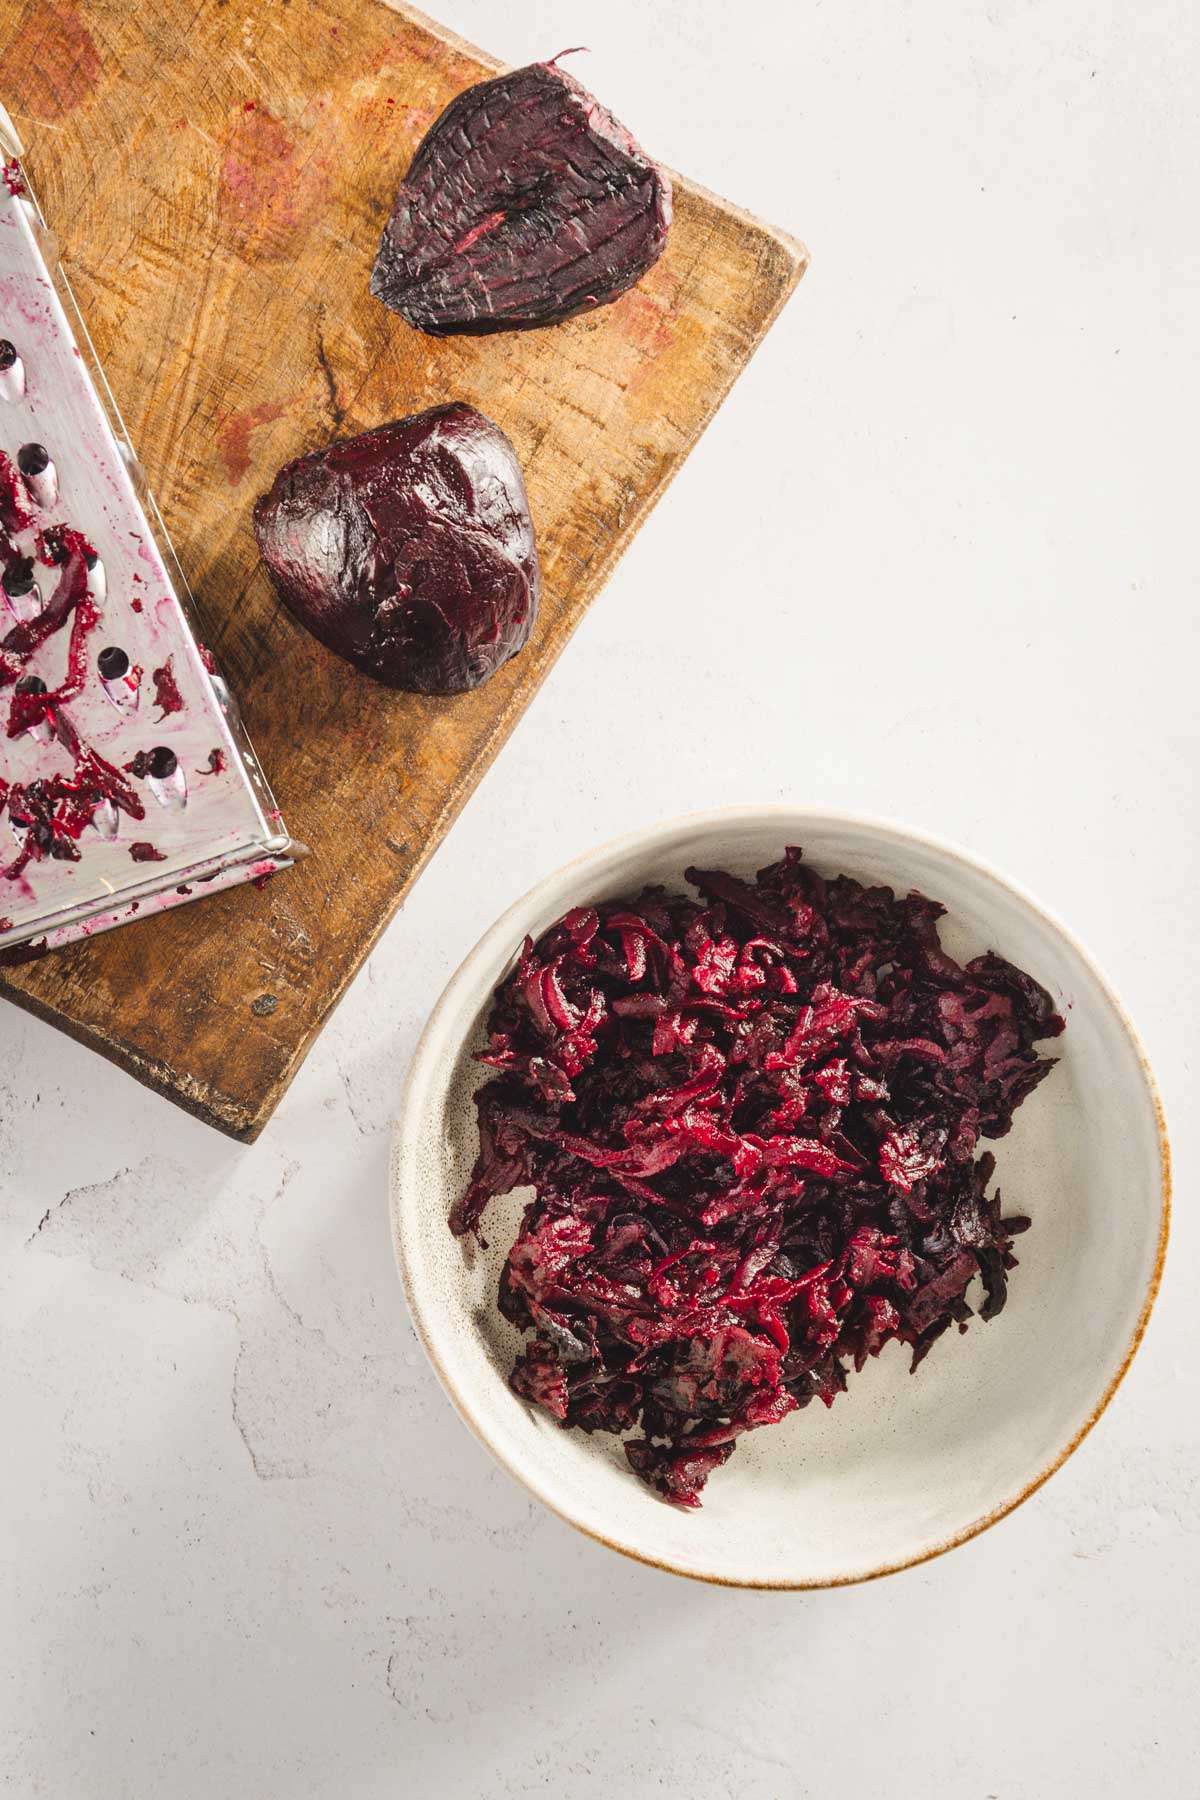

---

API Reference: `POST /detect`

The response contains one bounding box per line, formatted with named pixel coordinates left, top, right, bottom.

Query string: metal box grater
left=0, top=112, right=298, bottom=955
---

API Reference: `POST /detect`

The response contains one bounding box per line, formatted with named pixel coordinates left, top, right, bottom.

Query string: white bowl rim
left=390, top=803, right=1171, bottom=1589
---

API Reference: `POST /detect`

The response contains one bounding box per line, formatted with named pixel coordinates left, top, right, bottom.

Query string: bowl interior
left=391, top=812, right=1166, bottom=1587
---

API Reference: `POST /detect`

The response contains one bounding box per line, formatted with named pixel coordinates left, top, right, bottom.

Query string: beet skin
left=253, top=404, right=540, bottom=694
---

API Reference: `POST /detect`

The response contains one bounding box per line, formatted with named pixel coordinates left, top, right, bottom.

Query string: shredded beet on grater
left=0, top=111, right=298, bottom=954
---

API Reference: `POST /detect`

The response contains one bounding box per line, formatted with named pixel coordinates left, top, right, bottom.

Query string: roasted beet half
left=253, top=403, right=539, bottom=694
left=452, top=850, right=1065, bottom=1507
left=371, top=59, right=672, bottom=335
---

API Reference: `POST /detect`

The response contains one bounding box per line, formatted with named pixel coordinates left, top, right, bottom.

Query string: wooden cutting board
left=0, top=0, right=807, bottom=1138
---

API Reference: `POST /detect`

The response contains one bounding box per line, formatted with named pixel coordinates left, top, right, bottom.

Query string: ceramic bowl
left=390, top=808, right=1169, bottom=1587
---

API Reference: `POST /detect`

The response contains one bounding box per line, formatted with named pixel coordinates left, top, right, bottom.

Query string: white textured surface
left=1, top=1, right=1197, bottom=1793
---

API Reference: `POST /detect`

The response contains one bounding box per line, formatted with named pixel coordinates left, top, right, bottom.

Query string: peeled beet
left=253, top=404, right=539, bottom=694
left=370, top=59, right=672, bottom=335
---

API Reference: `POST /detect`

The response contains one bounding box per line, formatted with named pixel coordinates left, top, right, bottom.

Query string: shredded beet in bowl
left=450, top=845, right=1065, bottom=1508
left=393, top=813, right=1166, bottom=1585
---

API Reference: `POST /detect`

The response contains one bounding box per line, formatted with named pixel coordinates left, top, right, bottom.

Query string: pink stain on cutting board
left=613, top=259, right=683, bottom=396
left=8, top=3, right=100, bottom=121
left=352, top=92, right=438, bottom=139
left=218, top=401, right=287, bottom=485
left=618, top=256, right=680, bottom=361
left=393, top=101, right=439, bottom=135
left=369, top=29, right=476, bottom=80
left=217, top=106, right=330, bottom=257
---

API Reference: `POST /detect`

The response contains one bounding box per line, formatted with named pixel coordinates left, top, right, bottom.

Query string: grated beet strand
left=0, top=449, right=34, bottom=535
left=5, top=591, right=99, bottom=737
left=151, top=655, right=184, bottom=718
left=452, top=849, right=1063, bottom=1507
left=0, top=550, right=88, bottom=674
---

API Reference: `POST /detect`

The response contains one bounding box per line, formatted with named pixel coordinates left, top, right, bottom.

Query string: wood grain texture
left=0, top=0, right=807, bottom=1138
